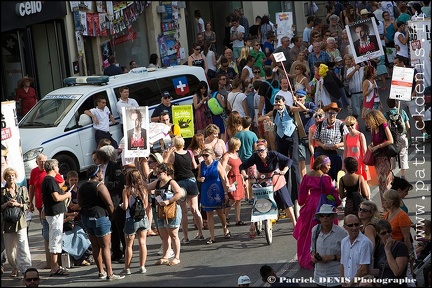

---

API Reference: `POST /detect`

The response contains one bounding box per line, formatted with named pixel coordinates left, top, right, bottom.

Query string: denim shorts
left=123, top=216, right=149, bottom=235
left=177, top=177, right=199, bottom=196
left=81, top=216, right=111, bottom=238
left=156, top=204, right=182, bottom=229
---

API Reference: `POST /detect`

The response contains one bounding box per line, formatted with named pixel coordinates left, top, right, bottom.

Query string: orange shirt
left=384, top=210, right=411, bottom=241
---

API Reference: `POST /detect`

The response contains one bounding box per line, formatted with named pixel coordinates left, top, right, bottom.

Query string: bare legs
left=179, top=196, right=203, bottom=240
left=206, top=209, right=228, bottom=241
left=124, top=229, right=147, bottom=270
left=88, top=233, right=113, bottom=276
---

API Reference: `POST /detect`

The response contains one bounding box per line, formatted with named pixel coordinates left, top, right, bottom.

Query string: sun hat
left=238, top=275, right=251, bottom=285
left=150, top=152, right=164, bottom=164
left=17, top=76, right=34, bottom=88
left=315, top=204, right=338, bottom=220
left=295, top=90, right=307, bottom=97
left=360, top=9, right=369, bottom=15
left=323, top=102, right=342, bottom=112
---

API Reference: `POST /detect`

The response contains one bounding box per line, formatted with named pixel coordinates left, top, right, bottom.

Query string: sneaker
left=180, top=238, right=190, bottom=244
left=98, top=271, right=107, bottom=279
left=168, top=249, right=175, bottom=258
left=120, top=268, right=131, bottom=275
left=193, top=234, right=205, bottom=241
left=139, top=266, right=147, bottom=274
left=157, top=246, right=163, bottom=256
left=107, top=273, right=125, bottom=281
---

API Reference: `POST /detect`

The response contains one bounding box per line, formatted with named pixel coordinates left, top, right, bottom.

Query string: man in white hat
left=311, top=204, right=347, bottom=287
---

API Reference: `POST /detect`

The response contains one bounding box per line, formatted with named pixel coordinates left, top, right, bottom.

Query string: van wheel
left=54, top=154, right=78, bottom=177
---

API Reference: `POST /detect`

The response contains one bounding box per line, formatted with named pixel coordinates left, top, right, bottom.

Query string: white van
left=19, top=66, right=207, bottom=179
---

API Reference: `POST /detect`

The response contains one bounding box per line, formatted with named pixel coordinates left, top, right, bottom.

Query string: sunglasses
left=25, top=278, right=40, bottom=282
left=347, top=124, right=355, bottom=128
left=346, top=223, right=360, bottom=228
left=325, top=34, right=331, bottom=37
left=163, top=96, right=171, bottom=99
left=256, top=139, right=267, bottom=144
left=319, top=214, right=333, bottom=217
left=195, top=47, right=201, bottom=51
left=156, top=171, right=165, bottom=175
left=253, top=71, right=260, bottom=74
left=328, top=112, right=338, bottom=116
left=256, top=148, right=267, bottom=153
left=314, top=114, right=323, bottom=119
left=380, top=229, right=392, bottom=236
left=295, top=67, right=300, bottom=70
left=358, top=207, right=371, bottom=213
left=202, top=154, right=210, bottom=157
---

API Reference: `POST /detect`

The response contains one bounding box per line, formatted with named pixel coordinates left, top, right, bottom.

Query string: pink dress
left=227, top=156, right=245, bottom=201
left=293, top=174, right=338, bottom=270
left=345, top=133, right=370, bottom=180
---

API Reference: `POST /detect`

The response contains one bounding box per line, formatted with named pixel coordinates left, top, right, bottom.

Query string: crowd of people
left=2, top=1, right=431, bottom=286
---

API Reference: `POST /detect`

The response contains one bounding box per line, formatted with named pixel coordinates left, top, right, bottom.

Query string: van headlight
left=23, top=147, right=44, bottom=162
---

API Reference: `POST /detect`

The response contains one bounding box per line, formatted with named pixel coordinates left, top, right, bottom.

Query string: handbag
left=363, top=149, right=376, bottom=166
left=157, top=202, right=177, bottom=223
left=315, top=175, right=341, bottom=214
left=2, top=187, right=23, bottom=223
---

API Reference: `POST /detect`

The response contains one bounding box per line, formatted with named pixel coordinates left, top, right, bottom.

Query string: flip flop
left=224, top=231, right=231, bottom=239
left=50, top=267, right=69, bottom=276
left=235, top=221, right=246, bottom=226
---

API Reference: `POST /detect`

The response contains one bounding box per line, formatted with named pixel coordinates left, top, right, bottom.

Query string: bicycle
left=248, top=172, right=280, bottom=245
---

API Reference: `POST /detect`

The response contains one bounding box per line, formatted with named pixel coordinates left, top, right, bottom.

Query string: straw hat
left=150, top=152, right=163, bottom=164
left=17, top=76, right=34, bottom=88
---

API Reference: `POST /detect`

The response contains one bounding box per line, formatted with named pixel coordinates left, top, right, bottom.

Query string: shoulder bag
left=2, top=187, right=23, bottom=223
left=363, top=148, right=376, bottom=166
left=156, top=181, right=177, bottom=223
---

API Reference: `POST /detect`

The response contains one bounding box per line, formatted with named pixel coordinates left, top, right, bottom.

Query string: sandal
left=147, top=230, right=158, bottom=236
left=50, top=267, right=69, bottom=276
left=169, top=258, right=181, bottom=266
left=235, top=221, right=246, bottom=226
left=207, top=239, right=215, bottom=245
left=224, top=231, right=231, bottom=239
left=155, top=258, right=170, bottom=265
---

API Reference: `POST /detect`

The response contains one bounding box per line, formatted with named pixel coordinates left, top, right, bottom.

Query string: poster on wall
left=1, top=101, right=27, bottom=187
left=122, top=106, right=150, bottom=158
left=101, top=41, right=113, bottom=68
left=158, top=34, right=180, bottom=67
left=408, top=20, right=431, bottom=88
left=76, top=31, right=84, bottom=56
left=161, top=1, right=174, bottom=23
left=80, top=11, right=88, bottom=36
left=172, top=105, right=194, bottom=138
left=275, top=12, right=294, bottom=48
left=346, top=18, right=384, bottom=64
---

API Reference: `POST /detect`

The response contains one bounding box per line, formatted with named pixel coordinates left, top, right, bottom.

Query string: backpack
left=381, top=112, right=405, bottom=159
left=207, top=91, right=225, bottom=116
left=129, top=194, right=146, bottom=221
left=263, top=80, right=280, bottom=105
left=385, top=111, right=406, bottom=135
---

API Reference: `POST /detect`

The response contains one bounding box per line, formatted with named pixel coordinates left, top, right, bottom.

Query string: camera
left=315, top=253, right=322, bottom=261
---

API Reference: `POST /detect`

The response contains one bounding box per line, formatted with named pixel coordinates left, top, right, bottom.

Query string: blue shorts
left=81, top=216, right=111, bottom=238
left=123, top=216, right=149, bottom=235
left=177, top=177, right=199, bottom=196
left=156, top=204, right=182, bottom=229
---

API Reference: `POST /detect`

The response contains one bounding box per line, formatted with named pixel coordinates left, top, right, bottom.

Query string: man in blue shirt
left=103, top=55, right=123, bottom=76
left=307, top=42, right=331, bottom=80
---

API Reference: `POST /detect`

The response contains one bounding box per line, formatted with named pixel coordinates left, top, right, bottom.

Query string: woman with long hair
left=120, top=169, right=149, bottom=274
left=1, top=167, right=32, bottom=277
left=204, top=124, right=227, bottom=161
left=293, top=155, right=338, bottom=270
left=193, top=81, right=212, bottom=134
left=203, top=22, right=217, bottom=54
left=79, top=165, right=124, bottom=280
left=198, top=148, right=231, bottom=244
left=221, top=137, right=245, bottom=227
left=358, top=200, right=380, bottom=252
left=362, top=66, right=381, bottom=120
left=164, top=136, right=204, bottom=244
left=225, top=111, right=243, bottom=141
left=364, top=110, right=394, bottom=206
left=289, top=52, right=310, bottom=80
left=144, top=163, right=184, bottom=266
left=292, top=63, right=311, bottom=94
left=188, top=42, right=208, bottom=74
left=203, top=41, right=217, bottom=80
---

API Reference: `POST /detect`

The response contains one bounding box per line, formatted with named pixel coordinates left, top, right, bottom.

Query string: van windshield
left=19, top=95, right=80, bottom=128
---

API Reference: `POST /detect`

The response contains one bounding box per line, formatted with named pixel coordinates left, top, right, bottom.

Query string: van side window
left=126, top=80, right=160, bottom=107
left=157, top=75, right=201, bottom=100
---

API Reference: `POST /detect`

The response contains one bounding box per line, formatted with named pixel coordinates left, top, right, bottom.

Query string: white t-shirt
left=346, top=66, right=364, bottom=93
left=197, top=17, right=205, bottom=33
left=90, top=106, right=111, bottom=132
left=116, top=98, right=139, bottom=124
left=227, top=91, right=247, bottom=117
left=231, top=25, right=245, bottom=48
left=275, top=90, right=293, bottom=106
left=203, top=50, right=216, bottom=71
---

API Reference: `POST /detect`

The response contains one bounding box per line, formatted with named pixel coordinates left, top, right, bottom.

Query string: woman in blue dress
left=239, top=139, right=297, bottom=238
left=197, top=148, right=230, bottom=244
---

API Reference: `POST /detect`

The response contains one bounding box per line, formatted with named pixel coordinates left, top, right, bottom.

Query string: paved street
left=1, top=76, right=431, bottom=287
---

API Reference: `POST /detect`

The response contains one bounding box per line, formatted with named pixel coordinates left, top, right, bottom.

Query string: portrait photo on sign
left=123, top=106, right=149, bottom=158
left=346, top=18, right=384, bottom=64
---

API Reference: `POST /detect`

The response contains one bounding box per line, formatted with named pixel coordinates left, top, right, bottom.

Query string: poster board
left=408, top=20, right=431, bottom=88
left=122, top=106, right=150, bottom=158
left=389, top=66, right=415, bottom=102
left=275, top=12, right=294, bottom=48
left=346, top=18, right=384, bottom=64
left=172, top=105, right=194, bottom=138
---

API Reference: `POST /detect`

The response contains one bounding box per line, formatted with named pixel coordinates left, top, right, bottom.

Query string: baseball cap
left=162, top=91, right=172, bottom=98
left=295, top=90, right=307, bottom=97
left=238, top=275, right=251, bottom=285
